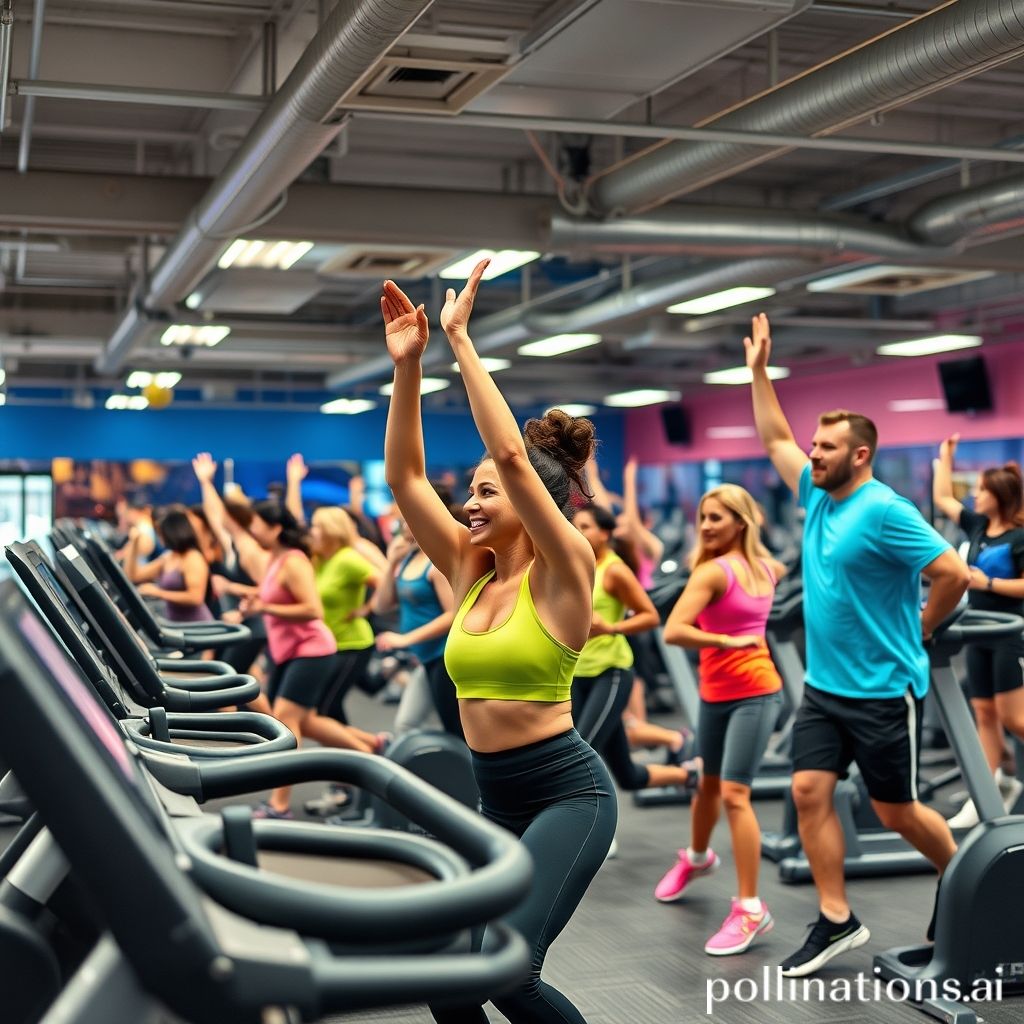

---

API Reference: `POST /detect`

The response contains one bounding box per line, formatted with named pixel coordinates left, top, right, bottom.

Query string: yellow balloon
left=143, top=383, right=174, bottom=409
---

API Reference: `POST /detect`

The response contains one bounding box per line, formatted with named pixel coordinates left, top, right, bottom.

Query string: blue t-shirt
left=799, top=464, right=950, bottom=700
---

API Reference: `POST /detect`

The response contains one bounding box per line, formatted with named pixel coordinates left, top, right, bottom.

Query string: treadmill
left=0, top=577, right=532, bottom=1023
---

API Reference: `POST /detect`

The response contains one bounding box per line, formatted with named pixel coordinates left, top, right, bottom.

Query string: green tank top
left=444, top=565, right=581, bottom=702
left=574, top=551, right=635, bottom=678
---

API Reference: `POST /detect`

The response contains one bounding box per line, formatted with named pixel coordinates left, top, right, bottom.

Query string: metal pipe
left=812, top=1, right=920, bottom=18
left=589, top=0, right=1024, bottom=214
left=0, top=0, right=14, bottom=131
left=909, top=172, right=1024, bottom=247
left=350, top=110, right=1024, bottom=168
left=68, top=0, right=277, bottom=17
left=14, top=80, right=266, bottom=111
left=18, top=0, right=48, bottom=174
left=96, top=0, right=436, bottom=375
left=549, top=206, right=951, bottom=260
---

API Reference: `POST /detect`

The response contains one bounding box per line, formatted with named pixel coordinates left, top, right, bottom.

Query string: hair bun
left=523, top=409, right=596, bottom=476
left=1003, top=461, right=1022, bottom=480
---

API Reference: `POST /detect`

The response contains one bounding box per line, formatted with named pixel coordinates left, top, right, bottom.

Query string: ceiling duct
left=909, top=171, right=1024, bottom=246
left=588, top=0, right=1024, bottom=215
left=95, top=0, right=436, bottom=375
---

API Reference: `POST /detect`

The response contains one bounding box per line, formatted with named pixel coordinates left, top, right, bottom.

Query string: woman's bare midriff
left=459, top=698, right=575, bottom=753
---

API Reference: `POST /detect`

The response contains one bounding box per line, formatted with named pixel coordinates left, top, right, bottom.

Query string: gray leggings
left=697, top=691, right=783, bottom=786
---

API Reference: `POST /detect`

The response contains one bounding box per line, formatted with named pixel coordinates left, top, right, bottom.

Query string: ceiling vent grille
left=339, top=33, right=514, bottom=115
left=318, top=245, right=460, bottom=280
left=808, top=265, right=995, bottom=296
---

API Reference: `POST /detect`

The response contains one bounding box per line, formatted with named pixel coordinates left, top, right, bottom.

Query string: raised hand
left=381, top=280, right=429, bottom=364
left=286, top=453, right=308, bottom=483
left=440, top=258, right=489, bottom=339
left=939, top=433, right=960, bottom=463
left=743, top=312, right=772, bottom=372
left=192, top=451, right=217, bottom=483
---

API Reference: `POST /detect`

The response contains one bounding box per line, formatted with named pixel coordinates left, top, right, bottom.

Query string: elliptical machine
left=874, top=607, right=1024, bottom=1024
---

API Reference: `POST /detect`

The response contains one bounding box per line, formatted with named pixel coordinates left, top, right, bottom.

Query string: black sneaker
left=780, top=912, right=870, bottom=977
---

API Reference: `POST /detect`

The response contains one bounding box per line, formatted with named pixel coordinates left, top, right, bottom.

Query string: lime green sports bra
left=444, top=566, right=581, bottom=702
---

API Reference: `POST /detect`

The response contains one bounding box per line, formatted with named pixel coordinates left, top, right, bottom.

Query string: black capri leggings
left=430, top=729, right=617, bottom=1024
left=571, top=667, right=650, bottom=791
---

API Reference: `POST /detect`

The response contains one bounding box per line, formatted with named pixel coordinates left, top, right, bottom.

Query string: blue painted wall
left=0, top=404, right=624, bottom=476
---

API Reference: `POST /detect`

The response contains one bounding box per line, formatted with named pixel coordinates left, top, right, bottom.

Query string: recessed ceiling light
left=105, top=395, right=149, bottom=410
left=703, top=365, right=790, bottom=385
left=547, top=404, right=597, bottom=417
left=160, top=324, right=231, bottom=347
left=321, top=398, right=377, bottom=415
left=217, top=239, right=313, bottom=271
left=876, top=334, right=982, bottom=357
left=887, top=398, right=947, bottom=412
left=439, top=249, right=540, bottom=281
left=706, top=425, right=757, bottom=439
left=378, top=377, right=450, bottom=396
left=518, top=333, right=601, bottom=358
left=450, top=358, right=511, bottom=373
left=667, top=286, right=776, bottom=316
left=603, top=389, right=680, bottom=408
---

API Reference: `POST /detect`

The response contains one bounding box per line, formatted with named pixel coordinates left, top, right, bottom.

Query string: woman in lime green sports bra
left=382, top=258, right=617, bottom=1024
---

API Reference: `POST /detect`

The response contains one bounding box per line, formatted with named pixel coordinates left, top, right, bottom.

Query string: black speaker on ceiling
left=660, top=405, right=692, bottom=446
left=937, top=355, right=992, bottom=414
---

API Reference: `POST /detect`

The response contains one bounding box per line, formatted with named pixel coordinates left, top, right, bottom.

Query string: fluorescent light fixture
left=0, top=393, right=6, bottom=406
left=703, top=365, right=790, bottom=385
left=518, top=333, right=601, bottom=358
left=154, top=372, right=181, bottom=389
left=667, top=286, right=775, bottom=316
left=126, top=371, right=151, bottom=389
left=105, top=395, right=149, bottom=410
left=185, top=292, right=202, bottom=310
left=440, top=249, right=540, bottom=281
left=217, top=238, right=313, bottom=271
left=547, top=404, right=597, bottom=417
left=450, top=358, right=511, bottom=373
left=706, top=425, right=756, bottom=439
left=321, top=398, right=377, bottom=415
left=876, top=334, right=982, bottom=357
left=160, top=324, right=231, bottom=347
left=378, top=377, right=450, bottom=397
left=887, top=398, right=947, bottom=413
left=0, top=368, right=6, bottom=386
left=603, top=389, right=680, bottom=408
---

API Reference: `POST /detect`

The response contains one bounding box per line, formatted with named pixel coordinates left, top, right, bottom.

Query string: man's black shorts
left=791, top=684, right=923, bottom=804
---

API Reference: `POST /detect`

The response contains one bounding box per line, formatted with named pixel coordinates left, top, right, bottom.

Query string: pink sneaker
left=704, top=899, right=774, bottom=956
left=654, top=848, right=720, bottom=902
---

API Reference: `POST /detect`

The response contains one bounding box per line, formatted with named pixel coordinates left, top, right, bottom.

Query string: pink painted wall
left=626, top=339, right=1024, bottom=463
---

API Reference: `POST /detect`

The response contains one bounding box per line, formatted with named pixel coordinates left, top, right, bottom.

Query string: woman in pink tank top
left=657, top=484, right=788, bottom=957
left=236, top=500, right=386, bottom=818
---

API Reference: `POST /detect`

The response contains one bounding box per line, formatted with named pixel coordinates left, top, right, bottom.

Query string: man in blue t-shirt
left=746, top=313, right=971, bottom=978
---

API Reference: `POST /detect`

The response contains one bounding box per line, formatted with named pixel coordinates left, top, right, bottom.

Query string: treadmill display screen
left=19, top=610, right=136, bottom=783
left=36, top=560, right=89, bottom=629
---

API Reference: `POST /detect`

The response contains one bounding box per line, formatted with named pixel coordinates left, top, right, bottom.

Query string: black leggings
left=571, top=668, right=649, bottom=791
left=424, top=656, right=465, bottom=741
left=318, top=646, right=374, bottom=723
left=430, top=729, right=616, bottom=1024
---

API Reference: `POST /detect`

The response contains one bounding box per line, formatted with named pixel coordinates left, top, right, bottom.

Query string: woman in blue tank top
left=373, top=513, right=463, bottom=739
left=382, top=259, right=616, bottom=1024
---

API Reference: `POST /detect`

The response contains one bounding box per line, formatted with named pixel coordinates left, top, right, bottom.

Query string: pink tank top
left=259, top=551, right=336, bottom=665
left=697, top=557, right=776, bottom=638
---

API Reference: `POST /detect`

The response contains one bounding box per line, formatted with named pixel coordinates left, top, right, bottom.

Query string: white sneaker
left=948, top=797, right=979, bottom=829
left=997, top=769, right=1024, bottom=811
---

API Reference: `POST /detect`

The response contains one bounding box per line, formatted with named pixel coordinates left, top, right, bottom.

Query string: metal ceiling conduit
left=587, top=0, right=1024, bottom=216
left=16, top=0, right=48, bottom=174
left=325, top=257, right=815, bottom=390
left=94, top=0, right=435, bottom=375
left=908, top=171, right=1024, bottom=246
left=548, top=206, right=952, bottom=260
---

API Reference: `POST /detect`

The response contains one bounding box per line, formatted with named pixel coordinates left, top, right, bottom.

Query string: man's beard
left=815, top=456, right=856, bottom=493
